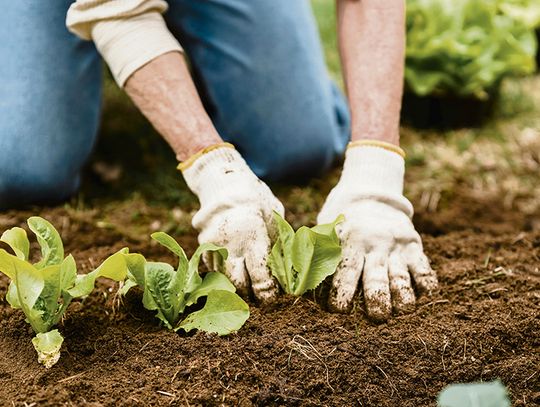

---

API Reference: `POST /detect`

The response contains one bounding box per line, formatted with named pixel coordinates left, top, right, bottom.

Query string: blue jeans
left=0, top=0, right=350, bottom=209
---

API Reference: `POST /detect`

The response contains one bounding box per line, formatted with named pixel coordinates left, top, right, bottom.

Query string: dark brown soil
left=0, top=196, right=539, bottom=407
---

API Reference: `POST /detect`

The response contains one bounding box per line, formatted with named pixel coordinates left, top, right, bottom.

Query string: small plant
left=437, top=380, right=510, bottom=407
left=0, top=217, right=128, bottom=368
left=120, top=232, right=249, bottom=335
left=267, top=212, right=343, bottom=296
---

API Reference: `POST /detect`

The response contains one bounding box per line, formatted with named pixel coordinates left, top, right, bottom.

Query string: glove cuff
left=341, top=143, right=413, bottom=217
left=347, top=139, right=406, bottom=158
left=177, top=142, right=235, bottom=172
left=180, top=143, right=255, bottom=203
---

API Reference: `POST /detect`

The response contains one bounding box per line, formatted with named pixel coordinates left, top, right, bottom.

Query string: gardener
left=0, top=0, right=437, bottom=320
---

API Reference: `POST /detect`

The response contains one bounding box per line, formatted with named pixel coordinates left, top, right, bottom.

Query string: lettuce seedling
left=0, top=217, right=128, bottom=368
left=120, top=232, right=249, bottom=335
left=268, top=212, right=343, bottom=296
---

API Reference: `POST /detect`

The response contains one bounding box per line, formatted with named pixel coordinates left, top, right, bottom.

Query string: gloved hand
left=317, top=141, right=438, bottom=321
left=180, top=143, right=283, bottom=303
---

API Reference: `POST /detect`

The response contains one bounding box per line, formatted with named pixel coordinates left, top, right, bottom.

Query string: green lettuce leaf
left=151, top=232, right=188, bottom=273
left=405, top=0, right=537, bottom=99
left=32, top=330, right=64, bottom=369
left=178, top=290, right=250, bottom=336
left=268, top=213, right=343, bottom=296
left=499, top=0, right=540, bottom=29
left=121, top=233, right=245, bottom=335
left=27, top=217, right=64, bottom=268
left=0, top=227, right=29, bottom=260
left=143, top=261, right=181, bottom=329
left=291, top=227, right=342, bottom=296
left=437, top=380, right=510, bottom=407
left=186, top=272, right=236, bottom=306
left=186, top=243, right=228, bottom=294
left=68, top=248, right=128, bottom=298
left=0, top=218, right=133, bottom=368
left=268, top=212, right=295, bottom=293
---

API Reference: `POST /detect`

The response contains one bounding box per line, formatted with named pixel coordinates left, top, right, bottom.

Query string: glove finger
left=243, top=233, right=278, bottom=305
left=265, top=199, right=285, bottom=241
left=224, top=256, right=250, bottom=298
left=388, top=252, right=415, bottom=314
left=363, top=252, right=392, bottom=322
left=328, top=244, right=364, bottom=313
left=404, top=243, right=438, bottom=294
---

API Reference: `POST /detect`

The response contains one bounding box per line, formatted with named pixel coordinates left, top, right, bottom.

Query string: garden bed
left=0, top=192, right=538, bottom=407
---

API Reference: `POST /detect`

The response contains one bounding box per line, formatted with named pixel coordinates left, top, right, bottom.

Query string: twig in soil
left=139, top=339, right=154, bottom=353
left=465, top=270, right=508, bottom=286
left=182, top=390, right=191, bottom=407
left=523, top=369, right=539, bottom=383
left=483, top=249, right=492, bottom=268
left=417, top=335, right=428, bottom=356
left=375, top=365, right=399, bottom=397
left=488, top=288, right=508, bottom=295
left=287, top=335, right=334, bottom=391
left=441, top=337, right=450, bottom=371
left=171, top=363, right=185, bottom=383
left=157, top=390, right=175, bottom=397
left=57, top=371, right=87, bottom=383
left=463, top=338, right=467, bottom=362
left=337, top=326, right=352, bottom=335
left=419, top=299, right=449, bottom=309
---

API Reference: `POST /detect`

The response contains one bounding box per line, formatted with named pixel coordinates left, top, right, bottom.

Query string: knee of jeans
left=0, top=162, right=80, bottom=209
left=250, top=124, right=340, bottom=182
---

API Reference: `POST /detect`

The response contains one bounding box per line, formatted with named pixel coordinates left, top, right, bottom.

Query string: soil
left=0, top=194, right=539, bottom=407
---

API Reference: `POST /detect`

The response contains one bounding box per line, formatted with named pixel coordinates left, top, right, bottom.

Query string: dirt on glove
left=0, top=193, right=538, bottom=407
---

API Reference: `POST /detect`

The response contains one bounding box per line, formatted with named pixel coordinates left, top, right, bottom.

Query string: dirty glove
left=180, top=143, right=283, bottom=303
left=317, top=141, right=438, bottom=321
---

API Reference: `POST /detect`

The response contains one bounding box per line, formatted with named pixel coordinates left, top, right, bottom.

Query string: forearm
left=337, top=0, right=406, bottom=145
left=67, top=1, right=221, bottom=160
left=124, top=52, right=223, bottom=161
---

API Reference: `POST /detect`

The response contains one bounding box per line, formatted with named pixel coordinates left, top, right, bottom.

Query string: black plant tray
left=401, top=88, right=499, bottom=130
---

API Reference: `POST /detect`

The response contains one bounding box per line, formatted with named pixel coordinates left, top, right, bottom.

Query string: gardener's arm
left=66, top=0, right=283, bottom=303
left=338, top=0, right=404, bottom=145
left=318, top=0, right=438, bottom=320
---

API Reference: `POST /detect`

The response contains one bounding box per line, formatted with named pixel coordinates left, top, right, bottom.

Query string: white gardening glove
left=180, top=143, right=284, bottom=303
left=318, top=141, right=438, bottom=321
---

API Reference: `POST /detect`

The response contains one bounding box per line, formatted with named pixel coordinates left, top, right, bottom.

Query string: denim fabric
left=0, top=0, right=350, bottom=208
left=0, top=0, right=102, bottom=208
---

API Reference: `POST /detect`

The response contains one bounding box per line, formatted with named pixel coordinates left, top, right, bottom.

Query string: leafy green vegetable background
left=405, top=0, right=537, bottom=99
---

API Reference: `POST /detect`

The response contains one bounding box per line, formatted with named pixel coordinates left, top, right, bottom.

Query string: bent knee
left=0, top=162, right=80, bottom=209
left=248, top=124, right=342, bottom=182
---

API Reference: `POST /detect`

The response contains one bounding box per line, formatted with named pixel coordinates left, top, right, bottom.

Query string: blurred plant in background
left=405, top=0, right=537, bottom=100
left=499, top=0, right=540, bottom=30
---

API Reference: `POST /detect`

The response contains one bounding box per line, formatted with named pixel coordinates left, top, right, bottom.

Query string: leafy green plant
left=267, top=212, right=343, bottom=296
left=120, top=232, right=249, bottom=335
left=405, top=0, right=537, bottom=99
left=0, top=217, right=128, bottom=368
left=498, top=0, right=540, bottom=29
left=437, top=380, right=510, bottom=407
